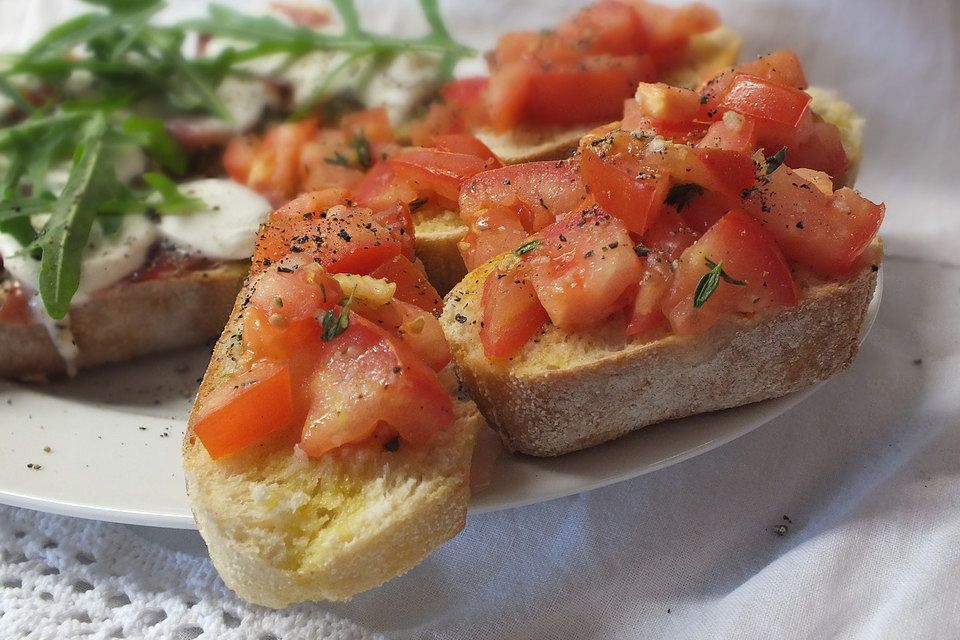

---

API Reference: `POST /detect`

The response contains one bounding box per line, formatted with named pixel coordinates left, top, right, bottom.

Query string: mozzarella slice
left=157, top=178, right=272, bottom=260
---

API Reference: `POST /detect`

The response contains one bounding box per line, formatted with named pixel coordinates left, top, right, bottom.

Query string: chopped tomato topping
left=523, top=209, right=642, bottom=330
left=388, top=149, right=493, bottom=205
left=662, top=209, right=798, bottom=334
left=459, top=207, right=530, bottom=272
left=737, top=50, right=808, bottom=90
left=0, top=283, right=32, bottom=324
left=369, top=254, right=443, bottom=314
left=432, top=134, right=502, bottom=168
left=352, top=162, right=419, bottom=213
left=357, top=298, right=451, bottom=371
left=480, top=266, right=549, bottom=359
left=716, top=73, right=812, bottom=128
left=192, top=362, right=295, bottom=460
left=581, top=144, right=668, bottom=234
left=299, top=315, right=453, bottom=456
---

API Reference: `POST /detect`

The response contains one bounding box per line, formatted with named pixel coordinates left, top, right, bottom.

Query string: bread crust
left=441, top=245, right=881, bottom=457
left=183, top=269, right=482, bottom=607
left=0, top=262, right=247, bottom=378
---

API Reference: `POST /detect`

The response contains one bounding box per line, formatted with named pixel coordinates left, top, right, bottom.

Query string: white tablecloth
left=2, top=0, right=959, bottom=638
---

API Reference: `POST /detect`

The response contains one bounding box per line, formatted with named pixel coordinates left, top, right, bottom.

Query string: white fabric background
left=1, top=0, right=959, bottom=638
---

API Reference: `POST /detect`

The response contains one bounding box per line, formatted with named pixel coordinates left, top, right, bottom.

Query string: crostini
left=184, top=189, right=484, bottom=606
left=441, top=52, right=883, bottom=456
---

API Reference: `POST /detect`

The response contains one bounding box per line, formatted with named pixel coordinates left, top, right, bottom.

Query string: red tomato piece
left=581, top=145, right=668, bottom=234
left=691, top=148, right=758, bottom=197
left=369, top=254, right=443, bottom=314
left=662, top=209, right=798, bottom=335
left=785, top=116, right=850, bottom=179
left=0, top=283, right=32, bottom=324
left=357, top=299, right=451, bottom=371
left=555, top=1, right=646, bottom=56
left=486, top=60, right=534, bottom=133
left=223, top=136, right=257, bottom=184
left=299, top=315, right=453, bottom=455
left=371, top=202, right=416, bottom=261
left=696, top=115, right=758, bottom=155
left=716, top=73, right=812, bottom=127
left=742, top=165, right=883, bottom=276
left=252, top=190, right=403, bottom=276
left=737, top=50, right=808, bottom=90
left=459, top=207, right=531, bottom=272
left=340, top=107, right=395, bottom=144
left=480, top=267, right=549, bottom=359
left=523, top=209, right=643, bottom=330
left=522, top=54, right=657, bottom=128
left=388, top=149, right=493, bottom=204
left=242, top=119, right=318, bottom=206
left=192, top=361, right=295, bottom=459
left=621, top=98, right=707, bottom=143
left=432, top=134, right=503, bottom=168
left=633, top=82, right=702, bottom=123
left=440, top=77, right=490, bottom=127
left=628, top=0, right=720, bottom=66
left=352, top=162, right=419, bottom=212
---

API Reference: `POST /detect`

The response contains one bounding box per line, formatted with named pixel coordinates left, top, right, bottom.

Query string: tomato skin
left=555, top=1, right=646, bottom=56
left=192, top=362, right=295, bottom=460
left=627, top=0, right=720, bottom=65
left=696, top=115, right=758, bottom=155
left=340, top=107, right=395, bottom=144
left=480, top=267, right=549, bottom=359
left=737, top=50, right=808, bottom=90
left=299, top=315, right=453, bottom=456
left=785, top=116, right=850, bottom=179
left=388, top=149, right=492, bottom=204
left=371, top=202, right=416, bottom=261
left=487, top=60, right=534, bottom=133
left=691, top=148, right=758, bottom=197
left=352, top=162, right=418, bottom=213
left=742, top=165, right=883, bottom=276
left=524, top=209, right=643, bottom=330
left=522, top=55, right=657, bottom=128
left=716, top=73, right=812, bottom=128
left=663, top=209, right=798, bottom=335
left=581, top=145, right=668, bottom=234
left=243, top=119, right=318, bottom=206
left=358, top=299, right=451, bottom=371
left=369, top=254, right=443, bottom=314
left=432, top=134, right=503, bottom=168
left=440, top=77, right=490, bottom=127
left=252, top=191, right=403, bottom=276
left=458, top=207, right=530, bottom=272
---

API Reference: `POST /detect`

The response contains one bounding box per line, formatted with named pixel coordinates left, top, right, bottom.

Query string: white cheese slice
left=157, top=178, right=272, bottom=261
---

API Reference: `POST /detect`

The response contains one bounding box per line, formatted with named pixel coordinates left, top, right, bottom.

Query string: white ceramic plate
left=0, top=272, right=881, bottom=528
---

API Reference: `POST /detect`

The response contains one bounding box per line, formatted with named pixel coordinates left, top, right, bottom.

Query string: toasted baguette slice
left=183, top=271, right=483, bottom=607
left=441, top=241, right=881, bottom=457
left=0, top=262, right=247, bottom=378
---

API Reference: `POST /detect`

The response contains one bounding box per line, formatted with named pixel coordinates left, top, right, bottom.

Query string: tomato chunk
left=357, top=299, right=451, bottom=371
left=737, top=50, right=808, bottom=90
left=352, top=162, right=418, bottom=213
left=193, top=362, right=295, bottom=459
left=433, top=134, right=502, bottom=168
left=480, top=267, right=549, bottom=359
left=524, top=209, right=642, bottom=330
left=662, top=209, right=798, bottom=334
left=300, top=315, right=453, bottom=456
left=581, top=145, right=668, bottom=234
left=369, top=255, right=443, bottom=314
left=716, top=73, right=812, bottom=127
left=388, top=149, right=493, bottom=204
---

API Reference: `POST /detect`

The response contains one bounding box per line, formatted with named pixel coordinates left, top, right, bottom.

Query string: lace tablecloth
left=2, top=0, right=959, bottom=638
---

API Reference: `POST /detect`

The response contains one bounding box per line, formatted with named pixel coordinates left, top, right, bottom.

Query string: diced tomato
left=352, top=162, right=419, bottom=212
left=459, top=207, right=531, bottom=271
left=369, top=254, right=443, bottom=314
left=523, top=209, right=642, bottom=329
left=299, top=315, right=453, bottom=455
left=486, top=60, right=534, bottom=133
left=737, top=50, right=808, bottom=90
left=662, top=209, right=798, bottom=335
left=192, top=361, right=295, bottom=459
left=340, top=107, right=395, bottom=144
left=480, top=266, right=549, bottom=358
left=459, top=160, right=589, bottom=228
left=621, top=98, right=707, bottom=143
left=371, top=202, right=416, bottom=260
left=522, top=55, right=657, bottom=128
left=249, top=264, right=342, bottom=322
left=388, top=149, right=493, bottom=204
left=627, top=0, right=720, bottom=66
left=691, top=148, right=758, bottom=197
left=440, top=77, right=490, bottom=127
left=252, top=190, right=403, bottom=276
left=742, top=165, right=883, bottom=276
left=432, top=134, right=502, bottom=168
left=696, top=115, right=758, bottom=155
left=716, top=73, right=812, bottom=128
left=223, top=136, right=257, bottom=184
left=243, top=119, right=318, bottom=206
left=581, top=145, right=668, bottom=234
left=784, top=116, right=850, bottom=179
left=357, top=299, right=451, bottom=371
left=406, top=103, right=467, bottom=147
left=677, top=188, right=737, bottom=234
left=555, top=1, right=646, bottom=56
left=633, top=82, right=702, bottom=123
left=298, top=130, right=365, bottom=192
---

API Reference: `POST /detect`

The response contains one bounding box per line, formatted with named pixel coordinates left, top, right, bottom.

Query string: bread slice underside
left=183, top=272, right=483, bottom=607
left=441, top=243, right=881, bottom=457
left=0, top=262, right=247, bottom=378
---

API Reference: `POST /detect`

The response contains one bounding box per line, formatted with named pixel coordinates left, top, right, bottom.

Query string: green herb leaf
left=121, top=115, right=187, bottom=174
left=320, top=287, right=356, bottom=341
left=143, top=172, right=205, bottom=214
left=765, top=147, right=787, bottom=175
left=704, top=257, right=748, bottom=286
left=633, top=243, right=650, bottom=257
left=37, top=113, right=111, bottom=319
left=0, top=197, right=55, bottom=224
left=352, top=131, right=372, bottom=170
left=514, top=239, right=542, bottom=256
left=665, top=183, right=704, bottom=212
left=0, top=75, right=34, bottom=114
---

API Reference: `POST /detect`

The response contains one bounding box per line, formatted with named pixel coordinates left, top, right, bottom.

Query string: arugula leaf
left=36, top=113, right=111, bottom=319
left=121, top=115, right=187, bottom=174
left=0, top=75, right=34, bottom=114
left=0, top=197, right=55, bottom=224
left=142, top=172, right=205, bottom=214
